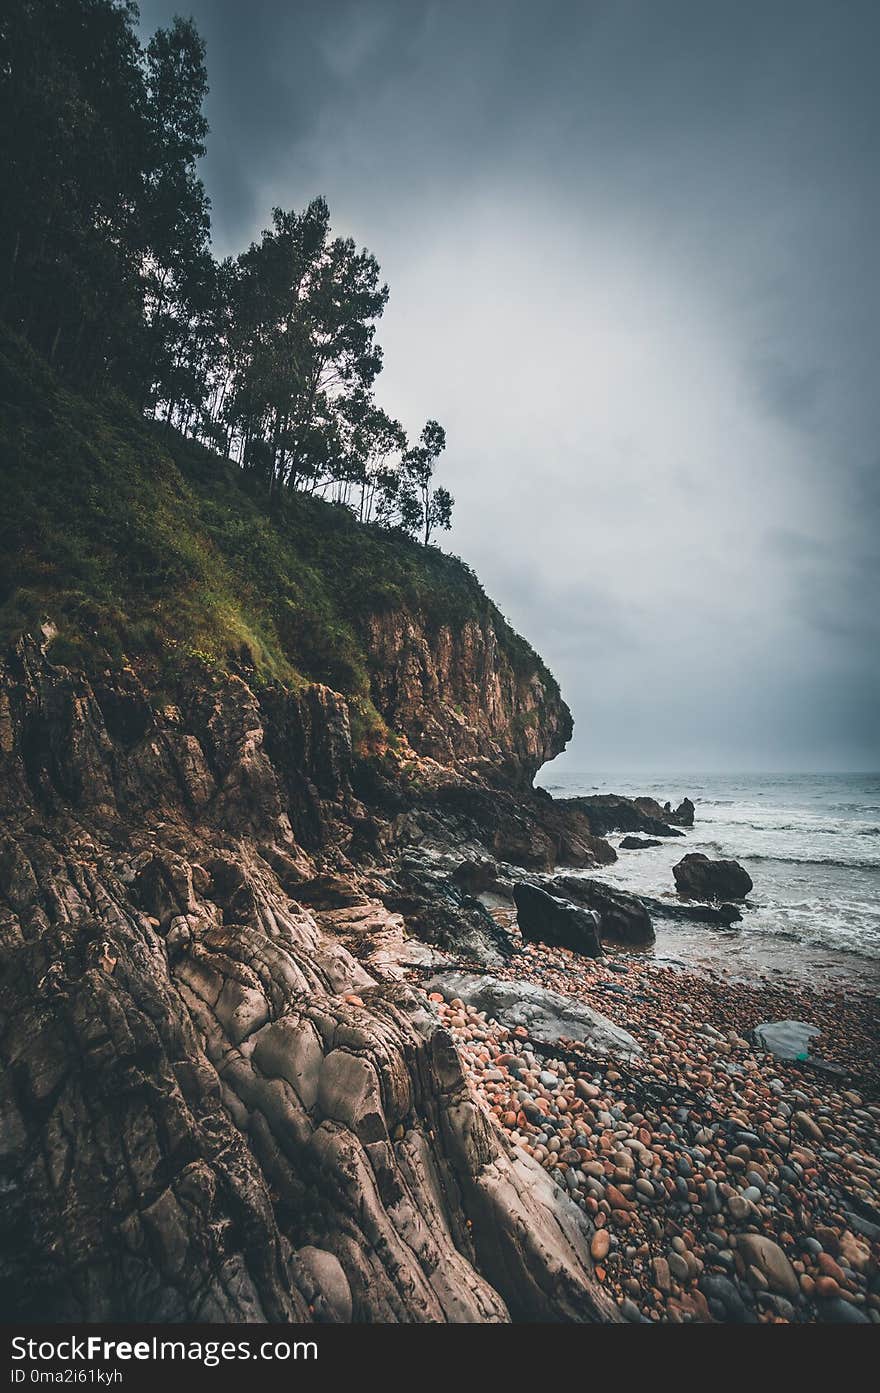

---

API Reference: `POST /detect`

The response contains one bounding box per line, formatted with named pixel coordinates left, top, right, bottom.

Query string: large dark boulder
left=513, top=882, right=603, bottom=957
left=671, top=797, right=695, bottom=827
left=554, top=877, right=655, bottom=946
left=673, top=853, right=753, bottom=901
left=556, top=880, right=654, bottom=947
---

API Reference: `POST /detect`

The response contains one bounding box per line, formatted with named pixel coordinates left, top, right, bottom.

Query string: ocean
left=535, top=770, right=880, bottom=990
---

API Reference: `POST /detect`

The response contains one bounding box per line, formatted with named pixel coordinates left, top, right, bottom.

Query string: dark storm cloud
left=138, top=0, right=880, bottom=771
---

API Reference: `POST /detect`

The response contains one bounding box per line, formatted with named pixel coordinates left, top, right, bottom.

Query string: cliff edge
left=0, top=336, right=617, bottom=1323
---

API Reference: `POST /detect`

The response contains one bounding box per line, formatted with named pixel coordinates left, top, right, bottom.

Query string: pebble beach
left=420, top=938, right=880, bottom=1323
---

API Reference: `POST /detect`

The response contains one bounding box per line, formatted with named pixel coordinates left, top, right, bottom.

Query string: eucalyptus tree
left=380, top=420, right=454, bottom=545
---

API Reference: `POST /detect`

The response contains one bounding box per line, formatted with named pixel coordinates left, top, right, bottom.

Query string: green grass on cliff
left=0, top=330, right=560, bottom=736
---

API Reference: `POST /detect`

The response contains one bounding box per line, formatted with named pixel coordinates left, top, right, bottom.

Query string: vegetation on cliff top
left=0, top=0, right=453, bottom=541
left=0, top=0, right=563, bottom=748
left=0, top=330, right=561, bottom=731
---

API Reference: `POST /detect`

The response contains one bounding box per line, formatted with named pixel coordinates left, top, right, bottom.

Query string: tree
left=389, top=420, right=454, bottom=545
left=0, top=0, right=150, bottom=386
left=0, top=4, right=455, bottom=548
left=330, top=390, right=407, bottom=521
left=219, top=201, right=389, bottom=500
left=142, top=16, right=212, bottom=417
left=0, top=1, right=213, bottom=404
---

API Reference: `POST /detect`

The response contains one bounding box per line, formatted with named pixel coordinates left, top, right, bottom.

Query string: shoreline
left=540, top=772, right=880, bottom=987
left=494, top=889, right=880, bottom=992
left=412, top=933, right=880, bottom=1323
left=586, top=907, right=880, bottom=993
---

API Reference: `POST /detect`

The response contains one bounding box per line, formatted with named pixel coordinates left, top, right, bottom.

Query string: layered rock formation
left=364, top=611, right=572, bottom=788
left=0, top=635, right=617, bottom=1323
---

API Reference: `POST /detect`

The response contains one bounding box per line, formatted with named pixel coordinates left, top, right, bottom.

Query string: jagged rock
left=363, top=613, right=572, bottom=789
left=383, top=853, right=515, bottom=967
left=553, top=876, right=655, bottom=946
left=558, top=794, right=685, bottom=839
left=620, top=835, right=663, bottom=850
left=0, top=641, right=615, bottom=1323
left=426, top=972, right=639, bottom=1056
left=673, top=853, right=753, bottom=901
left=312, top=897, right=410, bottom=984
left=293, top=874, right=369, bottom=908
left=451, top=857, right=498, bottom=894
left=513, top=882, right=603, bottom=956
left=429, top=782, right=616, bottom=874
left=636, top=795, right=695, bottom=828
left=537, top=803, right=618, bottom=869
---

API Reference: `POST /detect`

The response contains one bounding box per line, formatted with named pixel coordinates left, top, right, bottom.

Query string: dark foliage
left=0, top=327, right=560, bottom=742
left=0, top=0, right=452, bottom=539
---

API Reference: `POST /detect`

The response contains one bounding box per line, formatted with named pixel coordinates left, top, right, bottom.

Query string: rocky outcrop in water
left=422, top=781, right=617, bottom=873
left=557, top=794, right=686, bottom=839
left=668, top=797, right=695, bottom=827
left=673, top=853, right=753, bottom=902
left=638, top=894, right=742, bottom=927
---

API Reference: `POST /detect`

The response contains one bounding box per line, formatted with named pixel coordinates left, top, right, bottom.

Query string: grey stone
left=736, top=1234, right=800, bottom=1300
left=818, top=1298, right=871, bottom=1324
left=751, top=1020, right=820, bottom=1061
left=427, top=972, right=640, bottom=1056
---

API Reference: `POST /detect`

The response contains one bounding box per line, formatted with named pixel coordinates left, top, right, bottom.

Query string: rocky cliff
left=0, top=634, right=617, bottom=1323
left=364, top=611, right=571, bottom=787
left=0, top=339, right=626, bottom=1323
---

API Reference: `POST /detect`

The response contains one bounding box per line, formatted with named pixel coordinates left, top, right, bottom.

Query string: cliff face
left=0, top=341, right=616, bottom=1324
left=0, top=637, right=613, bottom=1323
left=364, top=612, right=572, bottom=787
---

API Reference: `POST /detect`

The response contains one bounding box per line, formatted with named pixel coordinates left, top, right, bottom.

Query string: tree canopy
left=0, top=0, right=453, bottom=543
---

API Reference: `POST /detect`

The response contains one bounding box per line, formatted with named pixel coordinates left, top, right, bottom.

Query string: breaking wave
left=740, top=851, right=880, bottom=871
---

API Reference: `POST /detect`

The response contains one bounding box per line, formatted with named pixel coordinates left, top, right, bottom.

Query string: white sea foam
left=537, top=770, right=880, bottom=985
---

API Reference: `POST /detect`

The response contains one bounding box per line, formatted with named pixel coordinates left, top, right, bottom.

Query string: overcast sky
left=140, top=0, right=879, bottom=773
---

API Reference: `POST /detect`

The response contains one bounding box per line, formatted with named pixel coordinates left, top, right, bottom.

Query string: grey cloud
left=763, top=528, right=827, bottom=561
left=750, top=357, right=824, bottom=429
left=138, top=0, right=880, bottom=771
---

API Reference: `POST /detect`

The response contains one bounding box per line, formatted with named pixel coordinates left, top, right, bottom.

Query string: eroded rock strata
left=5, top=632, right=876, bottom=1327
left=0, top=635, right=620, bottom=1323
